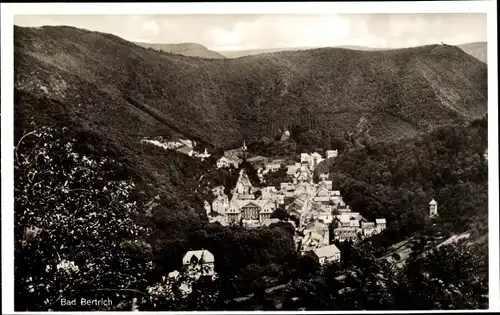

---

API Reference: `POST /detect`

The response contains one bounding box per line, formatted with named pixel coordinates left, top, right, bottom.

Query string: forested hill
left=134, top=42, right=227, bottom=59
left=15, top=25, right=487, bottom=149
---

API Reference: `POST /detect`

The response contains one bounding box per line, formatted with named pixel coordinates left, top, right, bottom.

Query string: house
left=319, top=173, right=329, bottom=181
left=212, top=195, right=229, bottom=215
left=314, top=196, right=331, bottom=204
left=375, top=218, right=387, bottom=232
left=361, top=222, right=376, bottom=237
left=316, top=184, right=330, bottom=197
left=295, top=166, right=312, bottom=182
left=300, top=153, right=312, bottom=164
left=333, top=227, right=360, bottom=243
left=239, top=194, right=256, bottom=200
left=310, top=152, right=324, bottom=168
left=286, top=165, right=299, bottom=177
left=261, top=186, right=277, bottom=199
left=318, top=211, right=333, bottom=224
left=429, top=199, right=438, bottom=217
left=227, top=206, right=241, bottom=225
left=326, top=150, right=339, bottom=159
left=259, top=206, right=274, bottom=223
left=182, top=249, right=215, bottom=280
left=322, top=180, right=333, bottom=191
left=304, top=220, right=329, bottom=247
left=216, top=157, right=230, bottom=168
left=312, top=244, right=341, bottom=265
left=265, top=163, right=281, bottom=173
left=301, top=231, right=325, bottom=253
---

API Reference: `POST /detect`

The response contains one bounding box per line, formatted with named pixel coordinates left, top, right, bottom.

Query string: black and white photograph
left=1, top=1, right=498, bottom=313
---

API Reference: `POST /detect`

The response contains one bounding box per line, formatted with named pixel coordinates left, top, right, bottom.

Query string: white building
left=312, top=244, right=341, bottom=265
left=216, top=157, right=230, bottom=168
left=429, top=199, right=438, bottom=217
left=375, top=218, right=387, bottom=232
left=326, top=149, right=339, bottom=159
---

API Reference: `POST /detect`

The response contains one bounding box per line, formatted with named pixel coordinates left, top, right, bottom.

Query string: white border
left=1, top=2, right=498, bottom=314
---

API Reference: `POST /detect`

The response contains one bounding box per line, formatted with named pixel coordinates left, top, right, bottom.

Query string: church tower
left=429, top=199, right=438, bottom=217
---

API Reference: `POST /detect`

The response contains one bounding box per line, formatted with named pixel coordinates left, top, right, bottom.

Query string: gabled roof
left=429, top=199, right=438, bottom=205
left=313, top=244, right=341, bottom=258
left=183, top=249, right=215, bottom=265
left=241, top=201, right=261, bottom=209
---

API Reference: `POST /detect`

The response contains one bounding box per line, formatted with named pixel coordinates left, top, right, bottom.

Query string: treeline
left=281, top=240, right=488, bottom=310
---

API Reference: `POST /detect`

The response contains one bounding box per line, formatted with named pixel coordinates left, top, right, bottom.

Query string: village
left=143, top=135, right=441, bottom=297
left=204, top=145, right=392, bottom=265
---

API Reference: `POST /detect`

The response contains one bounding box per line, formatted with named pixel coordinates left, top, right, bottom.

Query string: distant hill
left=135, top=42, right=226, bottom=59
left=15, top=25, right=487, bottom=151
left=458, top=42, right=487, bottom=63
left=220, top=47, right=315, bottom=58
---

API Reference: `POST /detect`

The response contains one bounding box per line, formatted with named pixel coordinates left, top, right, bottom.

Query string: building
left=212, top=194, right=229, bottom=215
left=227, top=206, right=241, bottom=225
left=295, top=165, right=312, bottom=183
left=300, top=153, right=312, bottom=165
left=312, top=244, right=341, bottom=265
left=216, top=157, right=230, bottom=168
left=303, top=220, right=330, bottom=247
left=318, top=211, right=333, bottom=224
left=326, top=150, right=339, bottom=159
left=310, top=152, right=324, bottom=168
left=361, top=221, right=376, bottom=237
left=333, top=227, right=360, bottom=242
left=429, top=199, right=438, bottom=217
left=182, top=249, right=215, bottom=280
left=265, top=163, right=281, bottom=173
left=240, top=202, right=261, bottom=221
left=375, top=218, right=387, bottom=233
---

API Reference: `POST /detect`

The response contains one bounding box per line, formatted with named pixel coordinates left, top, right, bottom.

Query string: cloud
left=14, top=14, right=486, bottom=51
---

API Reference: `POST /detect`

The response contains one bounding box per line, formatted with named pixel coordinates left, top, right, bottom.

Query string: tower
left=429, top=199, right=438, bottom=217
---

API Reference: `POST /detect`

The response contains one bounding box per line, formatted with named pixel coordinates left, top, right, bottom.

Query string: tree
left=271, top=208, right=290, bottom=221
left=14, top=122, right=155, bottom=311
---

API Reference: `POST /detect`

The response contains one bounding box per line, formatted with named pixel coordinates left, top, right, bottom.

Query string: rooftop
left=314, top=244, right=341, bottom=258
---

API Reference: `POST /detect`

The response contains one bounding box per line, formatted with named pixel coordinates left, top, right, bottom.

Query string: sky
left=14, top=13, right=487, bottom=51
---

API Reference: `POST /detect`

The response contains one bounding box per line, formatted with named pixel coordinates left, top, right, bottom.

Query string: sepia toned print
left=12, top=12, right=488, bottom=311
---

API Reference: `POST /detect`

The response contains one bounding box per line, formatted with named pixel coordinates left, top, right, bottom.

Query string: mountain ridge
left=15, top=25, right=487, bottom=150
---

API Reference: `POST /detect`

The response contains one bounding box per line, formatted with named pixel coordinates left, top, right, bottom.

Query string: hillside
left=458, top=42, right=487, bottom=63
left=15, top=26, right=487, bottom=150
left=134, top=42, right=226, bottom=59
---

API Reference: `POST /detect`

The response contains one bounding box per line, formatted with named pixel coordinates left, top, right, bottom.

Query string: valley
left=13, top=24, right=489, bottom=312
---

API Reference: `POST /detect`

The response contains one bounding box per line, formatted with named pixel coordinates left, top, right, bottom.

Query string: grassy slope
left=15, top=26, right=487, bottom=151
